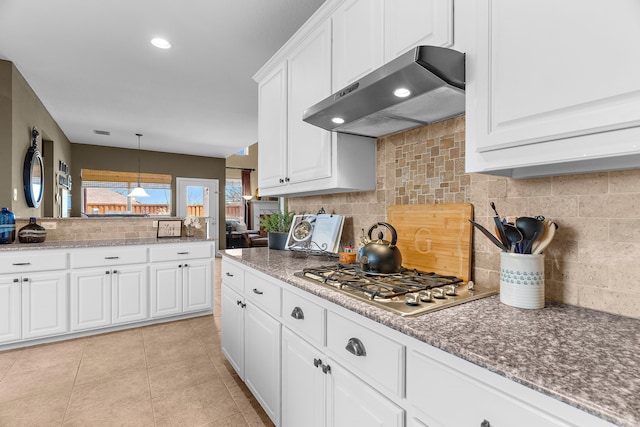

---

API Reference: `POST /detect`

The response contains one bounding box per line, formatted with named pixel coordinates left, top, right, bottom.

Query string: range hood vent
left=303, top=46, right=465, bottom=138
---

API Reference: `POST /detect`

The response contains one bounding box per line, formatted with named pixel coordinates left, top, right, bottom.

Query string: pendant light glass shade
left=127, top=133, right=150, bottom=198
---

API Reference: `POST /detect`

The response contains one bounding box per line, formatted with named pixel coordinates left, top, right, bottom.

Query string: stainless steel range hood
left=303, top=46, right=465, bottom=138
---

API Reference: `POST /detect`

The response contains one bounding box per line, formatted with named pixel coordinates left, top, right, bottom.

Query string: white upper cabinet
left=332, top=0, right=384, bottom=91
left=384, top=0, right=454, bottom=62
left=287, top=20, right=333, bottom=186
left=257, top=63, right=288, bottom=190
left=465, top=0, right=640, bottom=177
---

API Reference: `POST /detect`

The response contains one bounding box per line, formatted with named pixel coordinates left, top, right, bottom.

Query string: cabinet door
left=112, top=265, right=148, bottom=324
left=0, top=276, right=21, bottom=344
left=70, top=269, right=111, bottom=331
left=258, top=62, right=288, bottom=191
left=332, top=0, right=384, bottom=91
left=328, top=360, right=404, bottom=427
left=182, top=259, right=212, bottom=313
left=245, top=303, right=281, bottom=426
left=221, top=283, right=245, bottom=379
left=281, top=328, right=325, bottom=427
left=21, top=272, right=68, bottom=339
left=466, top=0, right=640, bottom=174
left=384, top=0, right=453, bottom=61
left=150, top=263, right=183, bottom=318
left=287, top=20, right=332, bottom=185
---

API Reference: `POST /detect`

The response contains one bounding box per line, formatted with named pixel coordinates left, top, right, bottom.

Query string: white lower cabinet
left=112, top=265, right=148, bottom=324
left=150, top=259, right=212, bottom=318
left=21, top=271, right=68, bottom=340
left=1, top=272, right=68, bottom=342
left=282, top=327, right=403, bottom=427
left=221, top=281, right=281, bottom=426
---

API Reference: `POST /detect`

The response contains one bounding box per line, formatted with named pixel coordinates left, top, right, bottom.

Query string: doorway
left=176, top=178, right=220, bottom=252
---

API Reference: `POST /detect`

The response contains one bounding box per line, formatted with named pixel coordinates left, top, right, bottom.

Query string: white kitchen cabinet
left=406, top=345, right=616, bottom=427
left=21, top=271, right=68, bottom=340
left=70, top=268, right=111, bottom=331
left=0, top=276, right=21, bottom=344
left=332, top=0, right=384, bottom=91
left=384, top=0, right=454, bottom=61
left=150, top=243, right=213, bottom=318
left=281, top=327, right=403, bottom=427
left=220, top=262, right=281, bottom=426
left=257, top=62, right=288, bottom=190
left=465, top=0, right=640, bottom=178
left=255, top=13, right=377, bottom=198
left=112, top=265, right=148, bottom=324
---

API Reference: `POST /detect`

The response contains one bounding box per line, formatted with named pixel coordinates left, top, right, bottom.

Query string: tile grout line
left=61, top=338, right=87, bottom=427
left=140, top=326, right=159, bottom=427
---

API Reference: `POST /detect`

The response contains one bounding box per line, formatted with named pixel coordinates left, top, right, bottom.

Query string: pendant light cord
left=136, top=133, right=143, bottom=186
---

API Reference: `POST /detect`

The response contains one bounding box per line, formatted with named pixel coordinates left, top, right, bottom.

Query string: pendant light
left=127, top=133, right=150, bottom=198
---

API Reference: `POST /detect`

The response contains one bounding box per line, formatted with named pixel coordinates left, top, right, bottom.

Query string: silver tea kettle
left=360, top=222, right=402, bottom=274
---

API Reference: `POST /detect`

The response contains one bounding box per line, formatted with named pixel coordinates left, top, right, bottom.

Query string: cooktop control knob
left=405, top=293, right=419, bottom=306
left=419, top=290, right=433, bottom=302
left=432, top=288, right=446, bottom=299
left=445, top=285, right=457, bottom=296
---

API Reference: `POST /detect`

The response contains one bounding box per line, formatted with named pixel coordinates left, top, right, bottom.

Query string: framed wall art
left=157, top=219, right=182, bottom=238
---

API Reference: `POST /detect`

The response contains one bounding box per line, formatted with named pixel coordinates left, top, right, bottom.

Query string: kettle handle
left=366, top=222, right=398, bottom=247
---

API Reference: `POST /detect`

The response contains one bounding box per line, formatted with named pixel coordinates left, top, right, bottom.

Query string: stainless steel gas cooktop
left=294, top=264, right=498, bottom=317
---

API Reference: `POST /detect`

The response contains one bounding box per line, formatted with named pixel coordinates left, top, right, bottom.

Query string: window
left=81, top=169, right=172, bottom=216
left=225, top=178, right=243, bottom=222
left=235, top=147, right=249, bottom=156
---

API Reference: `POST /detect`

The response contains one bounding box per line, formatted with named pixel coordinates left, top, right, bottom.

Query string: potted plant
left=259, top=207, right=295, bottom=250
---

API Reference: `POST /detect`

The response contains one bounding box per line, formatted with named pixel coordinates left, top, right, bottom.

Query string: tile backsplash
left=288, top=116, right=640, bottom=319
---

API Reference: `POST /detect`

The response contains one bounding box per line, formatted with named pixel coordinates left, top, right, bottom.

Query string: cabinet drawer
left=150, top=243, right=213, bottom=262
left=70, top=246, right=147, bottom=268
left=282, top=289, right=325, bottom=346
left=245, top=270, right=281, bottom=317
left=326, top=312, right=404, bottom=396
left=0, top=251, right=68, bottom=273
left=221, top=259, right=244, bottom=292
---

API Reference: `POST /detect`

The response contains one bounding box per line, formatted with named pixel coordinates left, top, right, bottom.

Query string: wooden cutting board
left=387, top=203, right=473, bottom=282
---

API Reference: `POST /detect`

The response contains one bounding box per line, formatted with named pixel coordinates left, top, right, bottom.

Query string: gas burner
left=295, top=264, right=498, bottom=317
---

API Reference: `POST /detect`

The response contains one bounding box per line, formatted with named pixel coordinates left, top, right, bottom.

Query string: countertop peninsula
left=0, top=236, right=214, bottom=252
left=223, top=247, right=640, bottom=427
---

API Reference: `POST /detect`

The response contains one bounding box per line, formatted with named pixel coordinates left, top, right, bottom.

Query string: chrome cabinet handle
left=290, top=306, right=304, bottom=320
left=104, top=256, right=119, bottom=260
left=321, top=364, right=331, bottom=374
left=225, top=272, right=234, bottom=277
left=113, top=270, right=117, bottom=274
left=13, top=278, right=19, bottom=283
left=252, top=288, right=263, bottom=295
left=12, top=262, right=31, bottom=266
left=22, top=278, right=28, bottom=282
left=481, top=420, right=491, bottom=427
left=313, top=358, right=322, bottom=368
left=177, top=251, right=189, bottom=255
left=345, top=338, right=366, bottom=357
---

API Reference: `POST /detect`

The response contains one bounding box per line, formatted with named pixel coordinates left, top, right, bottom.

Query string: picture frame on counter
left=157, top=219, right=183, bottom=238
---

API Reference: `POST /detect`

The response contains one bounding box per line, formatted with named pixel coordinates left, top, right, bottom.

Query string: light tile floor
left=0, top=258, right=274, bottom=427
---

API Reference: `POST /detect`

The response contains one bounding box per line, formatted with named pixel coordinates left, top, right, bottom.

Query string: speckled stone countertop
left=0, top=237, right=213, bottom=251
left=223, top=247, right=640, bottom=427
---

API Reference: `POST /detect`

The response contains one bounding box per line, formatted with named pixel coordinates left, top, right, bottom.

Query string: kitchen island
left=223, top=247, right=639, bottom=427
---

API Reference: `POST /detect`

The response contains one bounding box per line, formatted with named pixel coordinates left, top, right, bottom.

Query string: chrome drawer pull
left=291, top=306, right=304, bottom=320
left=12, top=262, right=31, bottom=266
left=225, top=272, right=234, bottom=277
left=345, top=338, right=367, bottom=357
left=252, top=288, right=263, bottom=295
left=104, top=256, right=119, bottom=259
left=177, top=251, right=189, bottom=255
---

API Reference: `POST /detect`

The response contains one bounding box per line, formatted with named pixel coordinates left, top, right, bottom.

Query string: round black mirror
left=23, top=127, right=44, bottom=208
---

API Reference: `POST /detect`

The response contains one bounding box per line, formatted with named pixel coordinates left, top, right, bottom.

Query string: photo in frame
left=157, top=219, right=183, bottom=238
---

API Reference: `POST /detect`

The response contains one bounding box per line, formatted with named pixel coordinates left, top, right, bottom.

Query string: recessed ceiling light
left=331, top=117, right=345, bottom=124
left=151, top=38, right=171, bottom=49
left=393, top=88, right=411, bottom=98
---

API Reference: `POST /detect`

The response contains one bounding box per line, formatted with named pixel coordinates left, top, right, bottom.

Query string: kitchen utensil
left=532, top=221, right=558, bottom=254
left=522, top=230, right=541, bottom=254
left=490, top=202, right=509, bottom=247
left=387, top=203, right=473, bottom=282
left=503, top=223, right=523, bottom=252
left=360, top=222, right=403, bottom=274
left=515, top=217, right=544, bottom=254
left=469, top=220, right=508, bottom=252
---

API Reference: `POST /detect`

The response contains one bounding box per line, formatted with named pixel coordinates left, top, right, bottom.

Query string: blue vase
left=0, top=207, right=16, bottom=244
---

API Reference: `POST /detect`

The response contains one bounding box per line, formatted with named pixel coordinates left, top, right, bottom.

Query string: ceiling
left=0, top=0, right=325, bottom=158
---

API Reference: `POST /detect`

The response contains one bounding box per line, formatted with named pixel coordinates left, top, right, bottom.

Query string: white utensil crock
left=500, top=253, right=545, bottom=309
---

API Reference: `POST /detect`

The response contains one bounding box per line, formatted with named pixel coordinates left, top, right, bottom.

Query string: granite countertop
left=0, top=237, right=214, bottom=251
left=223, top=247, right=640, bottom=427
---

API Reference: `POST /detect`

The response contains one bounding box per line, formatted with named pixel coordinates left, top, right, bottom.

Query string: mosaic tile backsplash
left=288, top=116, right=640, bottom=319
